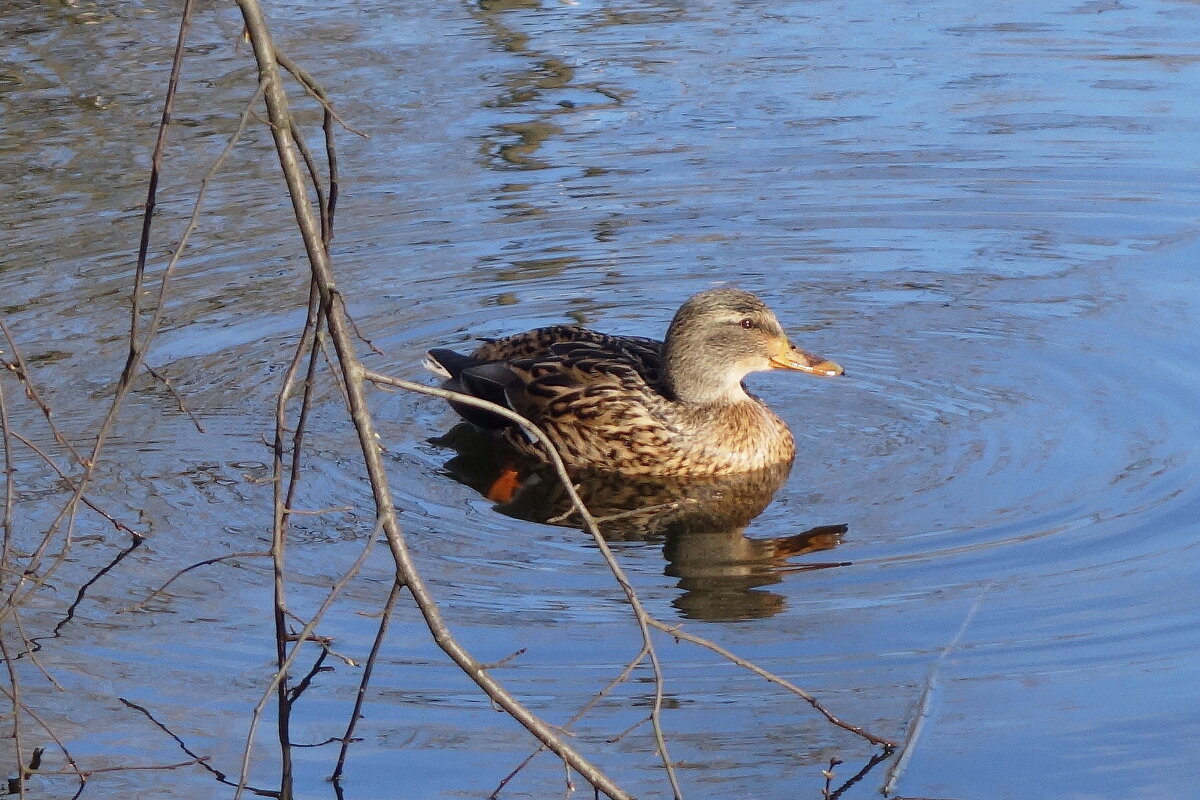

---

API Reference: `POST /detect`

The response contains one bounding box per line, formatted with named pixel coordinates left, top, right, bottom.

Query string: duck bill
left=769, top=343, right=844, bottom=377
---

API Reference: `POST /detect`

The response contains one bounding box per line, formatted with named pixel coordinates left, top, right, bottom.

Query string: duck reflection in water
left=431, top=423, right=849, bottom=622
left=425, top=288, right=849, bottom=619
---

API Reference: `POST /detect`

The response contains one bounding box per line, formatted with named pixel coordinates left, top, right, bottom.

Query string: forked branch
left=233, top=2, right=631, bottom=796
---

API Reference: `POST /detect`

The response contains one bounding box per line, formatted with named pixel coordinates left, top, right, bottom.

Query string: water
left=2, top=0, right=1199, bottom=798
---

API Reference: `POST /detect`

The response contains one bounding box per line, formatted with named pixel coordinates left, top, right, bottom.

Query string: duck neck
left=663, top=344, right=750, bottom=405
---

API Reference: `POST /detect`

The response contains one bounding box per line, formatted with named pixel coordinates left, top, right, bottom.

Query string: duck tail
left=424, top=348, right=471, bottom=379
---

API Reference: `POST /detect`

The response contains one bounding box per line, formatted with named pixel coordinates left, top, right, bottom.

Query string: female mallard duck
left=425, top=287, right=842, bottom=476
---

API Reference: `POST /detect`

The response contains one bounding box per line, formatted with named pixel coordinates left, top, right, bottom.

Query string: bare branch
left=123, top=551, right=271, bottom=613
left=7, top=429, right=142, bottom=539
left=1, top=356, right=16, bottom=574
left=331, top=578, right=402, bottom=782
left=232, top=5, right=632, bottom=794
left=491, top=644, right=650, bottom=799
left=0, top=72, right=266, bottom=623
left=0, top=682, right=82, bottom=796
left=144, top=363, right=205, bottom=433
left=647, top=618, right=897, bottom=749
left=130, top=0, right=198, bottom=348
left=0, top=320, right=86, bottom=468
left=234, top=515, right=382, bottom=800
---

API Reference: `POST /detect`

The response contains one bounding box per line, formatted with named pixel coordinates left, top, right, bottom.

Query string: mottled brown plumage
left=425, top=288, right=842, bottom=476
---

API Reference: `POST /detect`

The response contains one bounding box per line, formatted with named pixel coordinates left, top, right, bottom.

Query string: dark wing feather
left=430, top=326, right=680, bottom=467
left=471, top=326, right=663, bottom=381
left=506, top=344, right=664, bottom=419
left=426, top=348, right=521, bottom=429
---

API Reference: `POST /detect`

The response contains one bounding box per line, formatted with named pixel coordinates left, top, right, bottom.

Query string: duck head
left=663, top=287, right=843, bottom=404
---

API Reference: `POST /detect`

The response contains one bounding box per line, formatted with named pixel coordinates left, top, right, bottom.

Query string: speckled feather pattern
left=455, top=325, right=797, bottom=476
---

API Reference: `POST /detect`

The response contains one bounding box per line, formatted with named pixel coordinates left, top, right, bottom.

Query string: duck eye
left=739, top=318, right=754, bottom=330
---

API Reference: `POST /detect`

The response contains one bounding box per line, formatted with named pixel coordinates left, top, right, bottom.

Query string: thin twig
left=274, top=49, right=369, bottom=139
left=0, top=631, right=28, bottom=799
left=8, top=429, right=142, bottom=538
left=268, top=279, right=324, bottom=797
left=480, top=648, right=528, bottom=670
left=318, top=326, right=352, bottom=408
left=0, top=360, right=15, bottom=575
left=124, top=551, right=271, bottom=612
left=130, top=0, right=197, bottom=348
left=0, top=683, right=82, bottom=796
left=0, top=319, right=87, bottom=467
left=232, top=6, right=631, bottom=793
left=491, top=645, right=649, bottom=799
left=331, top=578, right=402, bottom=782
left=145, top=363, right=205, bottom=433
left=821, top=757, right=842, bottom=799
left=827, top=750, right=892, bottom=800
left=271, top=49, right=348, bottom=252
left=11, top=605, right=64, bottom=689
left=289, top=119, right=330, bottom=245
left=366, top=371, right=681, bottom=795
left=548, top=499, right=692, bottom=526
left=606, top=715, right=649, bottom=745
left=882, top=592, right=986, bottom=795
left=234, top=515, right=383, bottom=800
left=646, top=618, right=897, bottom=748
left=341, top=307, right=384, bottom=356
left=0, top=77, right=265, bottom=623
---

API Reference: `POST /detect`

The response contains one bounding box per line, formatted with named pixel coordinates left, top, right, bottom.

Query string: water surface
left=1, top=1, right=1198, bottom=798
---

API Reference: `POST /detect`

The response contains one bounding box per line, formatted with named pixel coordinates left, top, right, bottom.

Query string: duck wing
left=472, top=325, right=662, bottom=380
left=509, top=339, right=665, bottom=418
left=426, top=327, right=668, bottom=435
left=497, top=339, right=686, bottom=470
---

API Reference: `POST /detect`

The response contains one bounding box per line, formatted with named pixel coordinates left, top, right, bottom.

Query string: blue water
left=1, top=0, right=1198, bottom=798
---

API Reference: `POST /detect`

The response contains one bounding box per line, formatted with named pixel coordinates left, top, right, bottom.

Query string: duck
left=424, top=287, right=843, bottom=477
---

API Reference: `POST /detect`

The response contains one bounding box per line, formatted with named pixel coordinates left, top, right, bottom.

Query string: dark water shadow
left=432, top=423, right=850, bottom=621
left=18, top=537, right=143, bottom=657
